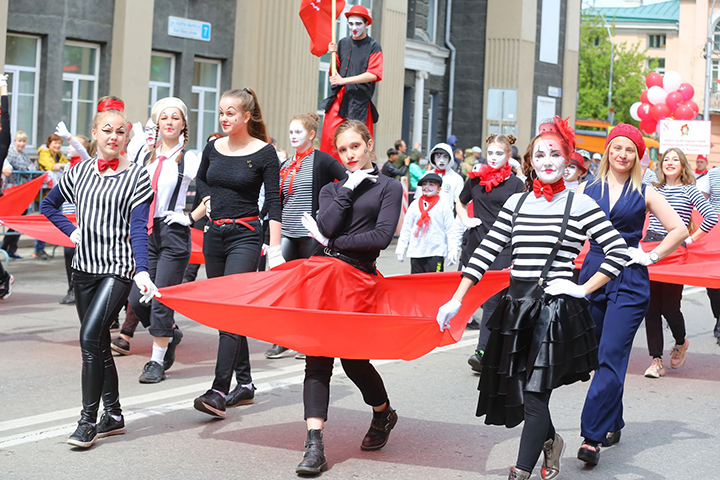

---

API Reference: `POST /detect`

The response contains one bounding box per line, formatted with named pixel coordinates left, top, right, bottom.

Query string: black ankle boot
left=296, top=429, right=327, bottom=475
left=361, top=404, right=398, bottom=451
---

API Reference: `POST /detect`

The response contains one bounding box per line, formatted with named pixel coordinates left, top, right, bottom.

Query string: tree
left=577, top=15, right=657, bottom=126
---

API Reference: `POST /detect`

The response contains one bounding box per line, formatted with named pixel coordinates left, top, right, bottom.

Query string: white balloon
left=630, top=101, right=642, bottom=122
left=663, top=71, right=682, bottom=93
left=647, top=85, right=668, bottom=105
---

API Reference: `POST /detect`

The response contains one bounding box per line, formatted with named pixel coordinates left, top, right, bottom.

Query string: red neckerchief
left=468, top=164, right=512, bottom=192
left=280, top=146, right=313, bottom=194
left=415, top=194, right=441, bottom=237
left=97, top=158, right=120, bottom=172
left=70, top=156, right=82, bottom=168
left=696, top=168, right=708, bottom=175
left=434, top=169, right=445, bottom=175
left=533, top=178, right=566, bottom=201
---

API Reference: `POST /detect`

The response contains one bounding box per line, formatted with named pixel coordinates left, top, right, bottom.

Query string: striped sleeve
left=131, top=167, right=154, bottom=211
left=686, top=185, right=718, bottom=232
left=57, top=162, right=78, bottom=204
left=578, top=200, right=629, bottom=279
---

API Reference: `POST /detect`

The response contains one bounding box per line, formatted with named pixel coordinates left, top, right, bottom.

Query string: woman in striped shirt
left=643, top=148, right=718, bottom=378
left=436, top=117, right=629, bottom=480
left=41, top=103, right=157, bottom=448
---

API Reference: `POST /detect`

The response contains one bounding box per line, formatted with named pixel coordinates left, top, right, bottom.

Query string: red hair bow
left=97, top=99, right=125, bottom=113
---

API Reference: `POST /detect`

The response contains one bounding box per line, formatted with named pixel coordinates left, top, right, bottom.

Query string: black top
left=280, top=149, right=347, bottom=220
left=196, top=140, right=281, bottom=222
left=0, top=96, right=9, bottom=192
left=317, top=164, right=402, bottom=263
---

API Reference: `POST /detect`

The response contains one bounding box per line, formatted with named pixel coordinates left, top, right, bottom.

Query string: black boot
left=361, top=404, right=398, bottom=451
left=296, top=429, right=327, bottom=475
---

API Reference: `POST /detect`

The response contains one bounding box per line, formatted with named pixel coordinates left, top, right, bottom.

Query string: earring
left=364, top=149, right=368, bottom=154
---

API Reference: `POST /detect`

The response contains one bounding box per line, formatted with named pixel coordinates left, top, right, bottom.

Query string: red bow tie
left=434, top=169, right=445, bottom=175
left=97, top=158, right=120, bottom=172
left=532, top=178, right=565, bottom=201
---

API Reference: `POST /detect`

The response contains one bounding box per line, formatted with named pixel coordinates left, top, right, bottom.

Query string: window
left=4, top=34, right=40, bottom=148
left=191, top=59, right=221, bottom=151
left=714, top=22, right=720, bottom=51
left=712, top=59, right=720, bottom=94
left=535, top=96, right=557, bottom=134
left=62, top=42, right=99, bottom=138
left=648, top=34, right=666, bottom=49
left=148, top=52, right=175, bottom=116
left=427, top=0, right=438, bottom=43
left=486, top=88, right=517, bottom=136
left=649, top=58, right=665, bottom=75
left=539, top=0, right=560, bottom=64
left=592, top=36, right=601, bottom=47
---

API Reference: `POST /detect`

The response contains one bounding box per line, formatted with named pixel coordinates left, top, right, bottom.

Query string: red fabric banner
left=158, top=257, right=510, bottom=360
left=299, top=0, right=346, bottom=57
left=0, top=173, right=48, bottom=216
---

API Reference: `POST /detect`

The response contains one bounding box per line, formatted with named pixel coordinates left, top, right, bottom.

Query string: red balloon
left=650, top=103, right=671, bottom=121
left=673, top=104, right=694, bottom=120
left=646, top=72, right=663, bottom=88
left=640, top=90, right=649, bottom=104
left=640, top=118, right=658, bottom=134
left=677, top=83, right=695, bottom=101
left=686, top=100, right=699, bottom=116
left=665, top=91, right=684, bottom=110
left=637, top=103, right=652, bottom=120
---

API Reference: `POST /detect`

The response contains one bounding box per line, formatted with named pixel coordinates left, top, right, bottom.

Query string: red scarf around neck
left=532, top=178, right=566, bottom=201
left=468, top=163, right=512, bottom=192
left=280, top=146, right=314, bottom=194
left=696, top=168, right=708, bottom=175
left=415, top=194, right=440, bottom=237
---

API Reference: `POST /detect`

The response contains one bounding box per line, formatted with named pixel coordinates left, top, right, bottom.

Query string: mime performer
left=319, top=5, right=383, bottom=157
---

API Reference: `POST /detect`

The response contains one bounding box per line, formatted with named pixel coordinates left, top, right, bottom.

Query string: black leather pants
left=73, top=271, right=132, bottom=423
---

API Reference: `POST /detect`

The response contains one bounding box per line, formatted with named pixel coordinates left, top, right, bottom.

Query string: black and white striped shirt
left=463, top=190, right=629, bottom=284
left=281, top=153, right=315, bottom=238
left=57, top=159, right=154, bottom=279
left=647, top=184, right=718, bottom=234
left=698, top=168, right=720, bottom=212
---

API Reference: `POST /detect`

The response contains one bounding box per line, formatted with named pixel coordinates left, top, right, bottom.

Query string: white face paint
left=564, top=164, right=580, bottom=182
left=288, top=120, right=311, bottom=151
left=421, top=182, right=440, bottom=197
left=433, top=152, right=451, bottom=170
left=348, top=16, right=366, bottom=39
left=486, top=142, right=508, bottom=170
left=532, top=138, right=566, bottom=184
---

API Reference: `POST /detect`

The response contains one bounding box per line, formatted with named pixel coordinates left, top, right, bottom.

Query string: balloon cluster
left=629, top=71, right=698, bottom=135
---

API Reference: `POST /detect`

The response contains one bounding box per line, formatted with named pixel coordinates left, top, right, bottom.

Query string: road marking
left=0, top=337, right=476, bottom=449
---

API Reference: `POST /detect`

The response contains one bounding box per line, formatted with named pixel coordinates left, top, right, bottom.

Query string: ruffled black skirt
left=476, top=278, right=599, bottom=428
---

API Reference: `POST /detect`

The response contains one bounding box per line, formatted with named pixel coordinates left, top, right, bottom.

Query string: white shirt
left=415, top=169, right=464, bottom=213
left=144, top=144, right=201, bottom=216
left=396, top=195, right=455, bottom=258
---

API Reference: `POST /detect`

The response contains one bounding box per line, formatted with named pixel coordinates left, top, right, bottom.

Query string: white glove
left=396, top=251, right=404, bottom=262
left=55, top=121, right=72, bottom=140
left=544, top=279, right=586, bottom=298
left=0, top=74, right=7, bottom=88
left=69, top=228, right=81, bottom=246
left=626, top=246, right=653, bottom=266
left=685, top=236, right=693, bottom=245
left=301, top=212, right=329, bottom=247
left=266, top=245, right=286, bottom=270
left=162, top=210, right=191, bottom=227
left=447, top=249, right=458, bottom=266
left=436, top=299, right=462, bottom=332
left=462, top=217, right=482, bottom=229
left=133, top=271, right=160, bottom=303
left=343, top=169, right=378, bottom=191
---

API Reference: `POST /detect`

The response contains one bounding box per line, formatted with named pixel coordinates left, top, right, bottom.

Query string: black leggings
left=73, top=271, right=132, bottom=423
left=645, top=281, right=686, bottom=357
left=64, top=247, right=75, bottom=291
left=516, top=390, right=555, bottom=473
left=281, top=235, right=321, bottom=261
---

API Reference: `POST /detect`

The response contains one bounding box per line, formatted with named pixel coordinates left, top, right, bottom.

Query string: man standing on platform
left=320, top=5, right=383, bottom=157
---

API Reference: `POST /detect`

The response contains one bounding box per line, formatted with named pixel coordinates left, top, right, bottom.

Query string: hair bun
left=485, top=134, right=496, bottom=145
left=506, top=135, right=517, bottom=145
left=308, top=113, right=319, bottom=122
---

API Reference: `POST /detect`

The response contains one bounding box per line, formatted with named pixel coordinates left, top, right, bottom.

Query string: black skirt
left=476, top=277, right=599, bottom=428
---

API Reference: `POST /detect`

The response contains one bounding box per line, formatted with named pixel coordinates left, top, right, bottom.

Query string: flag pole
left=331, top=0, right=337, bottom=76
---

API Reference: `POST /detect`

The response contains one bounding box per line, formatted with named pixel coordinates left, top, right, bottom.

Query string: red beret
left=605, top=124, right=646, bottom=160
left=570, top=151, right=588, bottom=174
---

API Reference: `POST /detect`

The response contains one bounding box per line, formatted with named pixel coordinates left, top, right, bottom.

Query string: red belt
left=210, top=216, right=259, bottom=231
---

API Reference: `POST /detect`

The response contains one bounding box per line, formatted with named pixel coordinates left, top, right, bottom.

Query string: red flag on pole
left=299, top=0, right=346, bottom=57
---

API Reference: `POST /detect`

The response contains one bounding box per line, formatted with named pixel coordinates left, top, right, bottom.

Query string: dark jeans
left=281, top=235, right=321, bottom=261
left=203, top=221, right=262, bottom=393
left=410, top=256, right=444, bottom=274
left=707, top=288, right=720, bottom=339
left=646, top=281, right=686, bottom=357
left=1, top=230, right=19, bottom=254
left=73, top=271, right=132, bottom=423
left=303, top=356, right=388, bottom=420
left=64, top=247, right=75, bottom=291
left=129, top=220, right=191, bottom=338
left=516, top=390, right=555, bottom=473
left=120, top=302, right=140, bottom=338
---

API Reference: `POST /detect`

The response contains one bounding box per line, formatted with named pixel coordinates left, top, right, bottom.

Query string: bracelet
left=187, top=213, right=195, bottom=227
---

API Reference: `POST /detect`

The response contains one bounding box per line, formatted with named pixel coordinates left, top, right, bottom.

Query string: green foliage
left=578, top=15, right=656, bottom=126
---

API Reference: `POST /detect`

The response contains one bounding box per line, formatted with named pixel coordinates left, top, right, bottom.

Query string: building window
left=427, top=0, right=438, bottom=43
left=712, top=59, right=720, bottom=93
left=648, top=34, right=666, bottom=49
left=539, top=0, right=560, bottom=64
left=191, top=58, right=221, bottom=151
left=592, top=36, right=601, bottom=47
left=148, top=52, right=175, bottom=116
left=62, top=42, right=100, bottom=138
left=486, top=88, right=517, bottom=136
left=536, top=96, right=557, bottom=134
left=4, top=34, right=40, bottom=148
left=649, top=58, right=665, bottom=75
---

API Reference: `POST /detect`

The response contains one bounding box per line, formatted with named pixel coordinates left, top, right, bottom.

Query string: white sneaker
left=644, top=357, right=665, bottom=378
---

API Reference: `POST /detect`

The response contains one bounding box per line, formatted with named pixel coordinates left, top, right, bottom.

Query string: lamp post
left=704, top=0, right=718, bottom=121
left=582, top=3, right=615, bottom=125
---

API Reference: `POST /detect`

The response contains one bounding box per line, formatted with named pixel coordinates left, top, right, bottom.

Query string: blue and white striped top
left=647, top=184, right=718, bottom=234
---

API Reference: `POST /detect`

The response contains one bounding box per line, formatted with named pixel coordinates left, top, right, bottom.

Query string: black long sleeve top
left=317, top=164, right=403, bottom=263
left=0, top=96, right=10, bottom=163
left=196, top=140, right=281, bottom=222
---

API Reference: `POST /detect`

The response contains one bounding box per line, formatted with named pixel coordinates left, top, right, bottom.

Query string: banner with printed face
left=658, top=119, right=711, bottom=155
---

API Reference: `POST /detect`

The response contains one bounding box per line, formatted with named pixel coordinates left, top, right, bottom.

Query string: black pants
left=707, top=288, right=720, bottom=339
left=303, top=356, right=388, bottom=420
left=646, top=281, right=686, bottom=357
left=516, top=390, right=555, bottom=473
left=1, top=230, right=19, bottom=254
left=129, top=220, right=191, bottom=338
left=64, top=247, right=75, bottom=291
left=410, top=256, right=444, bottom=274
left=475, top=288, right=507, bottom=353
left=73, top=271, right=132, bottom=423
left=203, top=221, right=262, bottom=393
left=281, top=235, right=321, bottom=261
